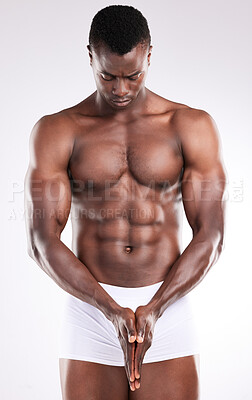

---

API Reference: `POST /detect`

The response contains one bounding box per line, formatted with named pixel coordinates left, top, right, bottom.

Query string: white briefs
left=58, top=281, right=200, bottom=366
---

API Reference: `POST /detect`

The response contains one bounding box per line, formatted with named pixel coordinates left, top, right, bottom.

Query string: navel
left=124, top=245, right=133, bottom=254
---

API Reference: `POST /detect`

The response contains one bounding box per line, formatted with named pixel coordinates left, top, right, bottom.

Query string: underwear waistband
left=98, top=280, right=164, bottom=300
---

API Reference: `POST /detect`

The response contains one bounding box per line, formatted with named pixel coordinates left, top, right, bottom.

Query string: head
left=87, top=5, right=153, bottom=110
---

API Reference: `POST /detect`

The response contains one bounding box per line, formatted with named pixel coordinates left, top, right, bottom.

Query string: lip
left=111, top=99, right=131, bottom=106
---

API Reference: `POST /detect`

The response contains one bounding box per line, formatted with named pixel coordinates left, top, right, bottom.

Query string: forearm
left=29, top=235, right=121, bottom=322
left=147, top=229, right=224, bottom=318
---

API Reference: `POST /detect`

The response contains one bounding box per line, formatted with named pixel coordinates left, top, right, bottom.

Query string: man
left=24, top=5, right=226, bottom=400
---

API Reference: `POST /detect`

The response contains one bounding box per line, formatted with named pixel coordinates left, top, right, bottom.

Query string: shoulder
left=171, top=106, right=222, bottom=159
left=169, top=106, right=226, bottom=178
left=171, top=106, right=219, bottom=143
left=153, top=95, right=220, bottom=152
left=28, top=110, right=77, bottom=173
left=31, top=94, right=95, bottom=143
left=31, top=110, right=71, bottom=139
left=30, top=104, right=83, bottom=151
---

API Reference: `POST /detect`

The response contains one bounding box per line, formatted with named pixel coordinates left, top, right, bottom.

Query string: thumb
left=136, top=319, right=146, bottom=343
left=126, top=316, right=137, bottom=343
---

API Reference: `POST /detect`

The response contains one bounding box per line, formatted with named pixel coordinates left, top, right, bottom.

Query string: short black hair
left=88, top=5, right=151, bottom=55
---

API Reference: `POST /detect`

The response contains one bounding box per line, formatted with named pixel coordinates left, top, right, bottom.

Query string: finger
left=137, top=334, right=144, bottom=343
left=120, top=330, right=136, bottom=384
left=136, top=320, right=146, bottom=343
left=128, top=334, right=136, bottom=343
left=121, top=339, right=133, bottom=384
left=135, top=379, right=141, bottom=389
left=126, top=319, right=137, bottom=343
left=127, top=346, right=136, bottom=391
left=130, top=381, right=136, bottom=391
left=124, top=354, right=132, bottom=386
left=128, top=341, right=136, bottom=383
left=130, top=350, right=135, bottom=382
left=134, top=342, right=146, bottom=380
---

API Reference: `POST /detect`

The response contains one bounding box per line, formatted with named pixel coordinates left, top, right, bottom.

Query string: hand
left=133, top=305, right=158, bottom=388
left=111, top=305, right=158, bottom=391
left=111, top=307, right=140, bottom=391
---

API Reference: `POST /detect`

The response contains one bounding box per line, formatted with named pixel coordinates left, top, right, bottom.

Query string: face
left=87, top=42, right=152, bottom=110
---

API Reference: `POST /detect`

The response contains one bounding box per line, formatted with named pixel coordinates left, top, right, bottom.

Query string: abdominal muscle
left=70, top=200, right=182, bottom=287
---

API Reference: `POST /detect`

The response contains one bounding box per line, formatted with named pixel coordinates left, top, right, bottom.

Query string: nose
left=112, top=78, right=129, bottom=97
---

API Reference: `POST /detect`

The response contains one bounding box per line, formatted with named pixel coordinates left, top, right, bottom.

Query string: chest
left=69, top=121, right=184, bottom=190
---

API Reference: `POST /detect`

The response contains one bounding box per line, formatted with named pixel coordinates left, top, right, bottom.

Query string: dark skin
left=25, top=41, right=226, bottom=399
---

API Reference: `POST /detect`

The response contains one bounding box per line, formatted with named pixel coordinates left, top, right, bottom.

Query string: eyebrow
left=100, top=70, right=142, bottom=78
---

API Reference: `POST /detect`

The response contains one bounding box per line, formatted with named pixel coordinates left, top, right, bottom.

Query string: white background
left=1, top=0, right=251, bottom=399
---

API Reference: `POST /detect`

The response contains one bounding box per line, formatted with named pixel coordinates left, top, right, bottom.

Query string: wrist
left=102, top=300, right=122, bottom=323
left=145, top=299, right=163, bottom=321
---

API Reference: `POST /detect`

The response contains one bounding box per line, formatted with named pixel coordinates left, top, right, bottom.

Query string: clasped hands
left=112, top=305, right=158, bottom=391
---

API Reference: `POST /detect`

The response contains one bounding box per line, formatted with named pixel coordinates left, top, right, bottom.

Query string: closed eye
left=101, top=74, right=113, bottom=81
left=100, top=72, right=142, bottom=81
left=128, top=73, right=142, bottom=80
left=128, top=75, right=140, bottom=81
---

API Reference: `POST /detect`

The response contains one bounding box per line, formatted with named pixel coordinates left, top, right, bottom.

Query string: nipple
left=124, top=246, right=133, bottom=254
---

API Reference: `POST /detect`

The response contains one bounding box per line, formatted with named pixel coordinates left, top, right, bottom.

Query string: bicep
left=24, top=116, right=73, bottom=242
left=179, top=110, right=227, bottom=235
left=25, top=168, right=72, bottom=240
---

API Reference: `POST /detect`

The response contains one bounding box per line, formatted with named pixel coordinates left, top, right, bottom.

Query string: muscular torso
left=64, top=90, right=187, bottom=287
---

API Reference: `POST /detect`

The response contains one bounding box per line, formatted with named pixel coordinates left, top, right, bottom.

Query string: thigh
left=129, top=354, right=200, bottom=400
left=59, top=358, right=129, bottom=400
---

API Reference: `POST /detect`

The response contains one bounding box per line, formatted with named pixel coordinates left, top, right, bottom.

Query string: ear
left=87, top=45, right=93, bottom=65
left=147, top=45, right=153, bottom=66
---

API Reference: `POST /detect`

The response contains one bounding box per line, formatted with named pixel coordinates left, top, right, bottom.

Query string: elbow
left=209, top=232, right=225, bottom=267
left=27, top=240, right=39, bottom=262
left=195, top=227, right=225, bottom=269
left=27, top=233, right=59, bottom=266
left=27, top=246, right=33, bottom=259
left=217, top=232, right=225, bottom=256
left=27, top=231, right=45, bottom=262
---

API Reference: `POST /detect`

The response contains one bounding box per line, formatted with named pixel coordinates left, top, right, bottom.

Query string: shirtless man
left=24, top=5, right=226, bottom=400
